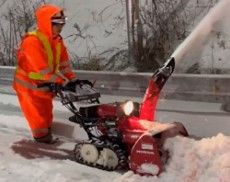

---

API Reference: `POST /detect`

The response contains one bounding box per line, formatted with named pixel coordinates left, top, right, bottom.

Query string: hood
left=35, top=4, right=63, bottom=39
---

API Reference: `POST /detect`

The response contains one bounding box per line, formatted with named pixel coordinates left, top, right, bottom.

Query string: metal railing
left=1, top=66, right=230, bottom=104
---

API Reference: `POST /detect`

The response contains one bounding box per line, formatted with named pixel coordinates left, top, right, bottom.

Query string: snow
left=172, top=0, right=230, bottom=72
left=137, top=163, right=160, bottom=175
left=0, top=0, right=230, bottom=181
left=0, top=93, right=229, bottom=181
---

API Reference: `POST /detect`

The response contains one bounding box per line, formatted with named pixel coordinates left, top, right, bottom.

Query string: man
left=13, top=4, right=77, bottom=143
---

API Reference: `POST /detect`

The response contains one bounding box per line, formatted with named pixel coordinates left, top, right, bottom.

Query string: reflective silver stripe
left=47, top=71, right=69, bottom=82
left=47, top=72, right=69, bottom=84
left=60, top=67, right=71, bottom=74
left=56, top=71, right=69, bottom=82
left=59, top=61, right=70, bottom=67
left=59, top=61, right=73, bottom=69
left=48, top=74, right=59, bottom=82
left=40, top=68, right=52, bottom=75
left=14, top=77, right=50, bottom=91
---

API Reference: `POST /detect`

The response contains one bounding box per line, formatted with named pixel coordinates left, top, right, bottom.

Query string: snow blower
left=38, top=57, right=188, bottom=176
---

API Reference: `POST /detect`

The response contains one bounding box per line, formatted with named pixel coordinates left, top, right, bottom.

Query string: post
left=125, top=0, right=132, bottom=64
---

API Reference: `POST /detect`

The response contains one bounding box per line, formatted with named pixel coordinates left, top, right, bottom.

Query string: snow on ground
left=0, top=93, right=229, bottom=181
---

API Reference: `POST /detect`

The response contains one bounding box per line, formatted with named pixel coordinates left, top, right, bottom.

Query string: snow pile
left=137, top=163, right=160, bottom=176
left=118, top=134, right=230, bottom=182
left=163, top=134, right=230, bottom=181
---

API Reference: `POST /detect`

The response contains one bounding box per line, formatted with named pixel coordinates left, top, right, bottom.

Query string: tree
left=128, top=0, right=213, bottom=72
left=0, top=0, right=44, bottom=66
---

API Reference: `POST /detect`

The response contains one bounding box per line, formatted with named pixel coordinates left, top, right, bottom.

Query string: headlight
left=123, top=101, right=134, bottom=116
left=117, top=100, right=139, bottom=117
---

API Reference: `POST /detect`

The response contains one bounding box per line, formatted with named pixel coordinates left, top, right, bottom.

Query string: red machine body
left=66, top=57, right=188, bottom=175
left=129, top=133, right=163, bottom=175
left=83, top=101, right=187, bottom=176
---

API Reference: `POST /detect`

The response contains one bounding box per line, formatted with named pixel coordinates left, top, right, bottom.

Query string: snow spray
left=171, top=0, right=230, bottom=65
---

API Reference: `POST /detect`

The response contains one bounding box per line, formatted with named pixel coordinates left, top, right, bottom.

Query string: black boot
left=34, top=128, right=58, bottom=144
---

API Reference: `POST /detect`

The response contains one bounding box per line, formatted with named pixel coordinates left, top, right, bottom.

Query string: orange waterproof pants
left=16, top=90, right=54, bottom=138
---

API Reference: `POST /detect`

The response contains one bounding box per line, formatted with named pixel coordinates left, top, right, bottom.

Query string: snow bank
left=117, top=134, right=230, bottom=182
left=163, top=134, right=230, bottom=182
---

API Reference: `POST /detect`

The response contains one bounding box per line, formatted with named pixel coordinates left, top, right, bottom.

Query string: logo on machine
left=141, top=143, right=154, bottom=150
left=130, top=134, right=140, bottom=139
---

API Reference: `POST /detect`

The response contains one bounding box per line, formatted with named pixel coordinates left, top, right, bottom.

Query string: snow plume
left=171, top=0, right=230, bottom=71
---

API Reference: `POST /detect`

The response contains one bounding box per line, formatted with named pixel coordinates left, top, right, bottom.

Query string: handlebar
left=37, top=81, right=101, bottom=104
left=37, top=80, right=94, bottom=92
left=37, top=82, right=63, bottom=92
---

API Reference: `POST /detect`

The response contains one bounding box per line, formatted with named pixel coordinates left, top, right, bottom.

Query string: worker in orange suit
left=13, top=4, right=77, bottom=143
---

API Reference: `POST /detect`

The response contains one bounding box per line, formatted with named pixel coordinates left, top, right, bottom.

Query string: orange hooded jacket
left=13, top=4, right=76, bottom=138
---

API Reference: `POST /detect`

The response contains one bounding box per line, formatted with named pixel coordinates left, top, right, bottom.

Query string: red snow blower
left=39, top=57, right=188, bottom=176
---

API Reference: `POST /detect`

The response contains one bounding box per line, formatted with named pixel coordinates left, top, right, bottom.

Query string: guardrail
left=0, top=66, right=230, bottom=104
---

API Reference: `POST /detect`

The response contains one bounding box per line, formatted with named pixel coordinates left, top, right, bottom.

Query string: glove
left=48, top=83, right=61, bottom=93
left=78, top=79, right=93, bottom=87
left=37, top=82, right=61, bottom=93
left=63, top=79, right=93, bottom=92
